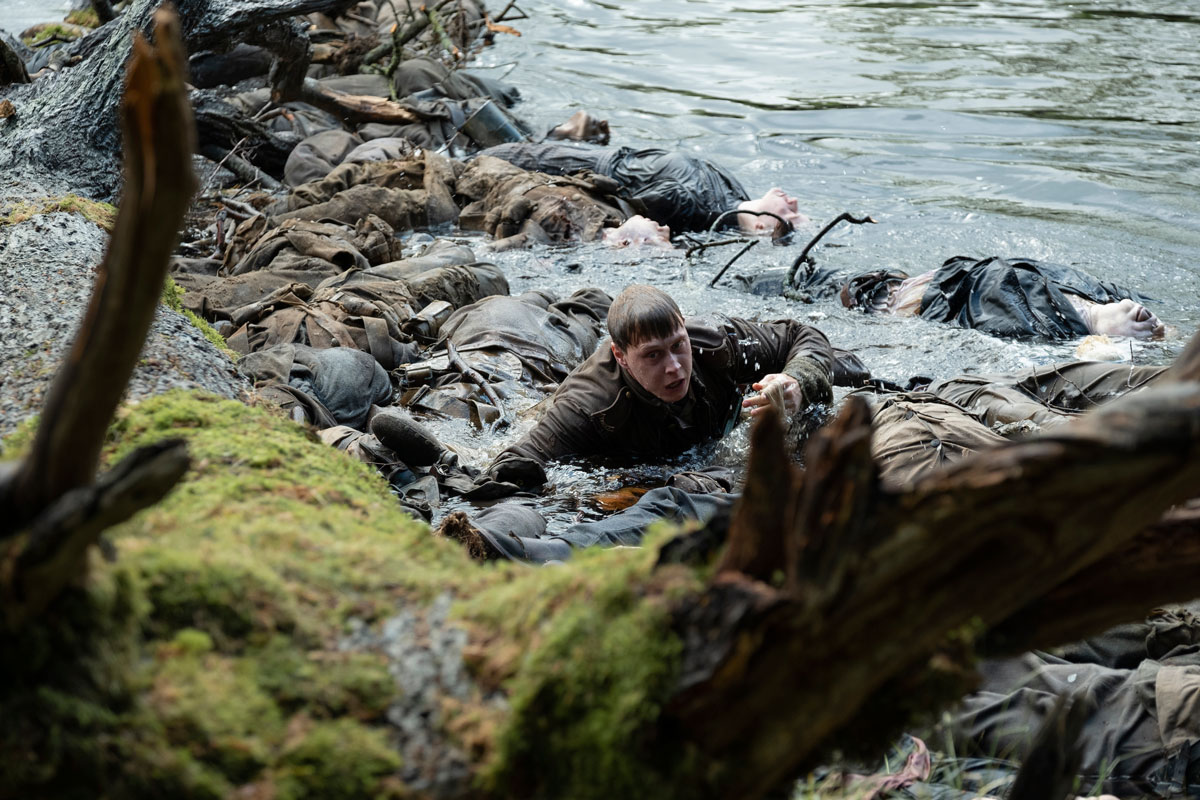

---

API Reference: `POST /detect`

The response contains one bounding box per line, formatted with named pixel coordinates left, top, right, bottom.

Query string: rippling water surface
left=472, top=0, right=1199, bottom=332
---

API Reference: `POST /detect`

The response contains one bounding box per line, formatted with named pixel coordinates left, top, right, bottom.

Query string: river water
left=433, top=0, right=1200, bottom=512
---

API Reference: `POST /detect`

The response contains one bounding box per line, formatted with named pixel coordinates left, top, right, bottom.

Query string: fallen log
left=654, top=344, right=1200, bottom=798
left=984, top=500, right=1200, bottom=652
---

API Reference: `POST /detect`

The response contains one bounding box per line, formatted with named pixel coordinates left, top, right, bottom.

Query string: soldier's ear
left=611, top=343, right=628, bottom=369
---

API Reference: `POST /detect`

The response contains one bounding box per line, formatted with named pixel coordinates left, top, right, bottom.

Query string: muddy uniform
left=870, top=361, right=1167, bottom=488
left=950, top=603, right=1200, bottom=797
left=479, top=142, right=750, bottom=232
left=486, top=314, right=835, bottom=489
left=399, top=289, right=613, bottom=425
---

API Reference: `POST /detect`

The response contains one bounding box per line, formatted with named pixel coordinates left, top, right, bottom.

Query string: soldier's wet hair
left=608, top=285, right=685, bottom=351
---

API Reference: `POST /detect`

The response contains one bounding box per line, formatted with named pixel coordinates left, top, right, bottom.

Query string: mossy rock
left=151, top=636, right=283, bottom=781
left=255, top=635, right=396, bottom=719
left=0, top=390, right=481, bottom=797
left=136, top=547, right=302, bottom=645
left=65, top=7, right=101, bottom=28
left=161, top=276, right=237, bottom=360
left=0, top=195, right=116, bottom=230
left=275, top=719, right=405, bottom=800
left=2, top=389, right=706, bottom=799
left=458, top=534, right=702, bottom=800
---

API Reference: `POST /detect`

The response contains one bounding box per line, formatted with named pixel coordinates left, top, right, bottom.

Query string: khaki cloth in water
left=926, top=361, right=1165, bottom=428
left=455, top=155, right=629, bottom=242
left=225, top=260, right=508, bottom=369
left=869, top=361, right=1167, bottom=488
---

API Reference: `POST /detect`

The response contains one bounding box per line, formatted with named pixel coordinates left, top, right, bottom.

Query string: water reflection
left=478, top=0, right=1200, bottom=321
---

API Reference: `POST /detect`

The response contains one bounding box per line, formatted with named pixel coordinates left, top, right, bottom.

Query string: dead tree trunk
left=0, top=9, right=195, bottom=627
left=646, top=345, right=1200, bottom=798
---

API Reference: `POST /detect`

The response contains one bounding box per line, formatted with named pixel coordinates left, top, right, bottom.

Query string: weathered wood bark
left=191, top=88, right=298, bottom=179
left=984, top=500, right=1200, bottom=652
left=0, top=9, right=195, bottom=625
left=658, top=348, right=1200, bottom=798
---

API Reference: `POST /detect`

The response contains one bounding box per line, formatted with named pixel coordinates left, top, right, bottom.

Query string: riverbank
left=3, top=2, right=1199, bottom=799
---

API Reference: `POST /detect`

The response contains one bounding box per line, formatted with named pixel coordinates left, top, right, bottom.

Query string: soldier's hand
left=742, top=373, right=803, bottom=417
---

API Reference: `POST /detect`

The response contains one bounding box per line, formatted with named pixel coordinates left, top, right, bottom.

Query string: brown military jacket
left=486, top=315, right=834, bottom=486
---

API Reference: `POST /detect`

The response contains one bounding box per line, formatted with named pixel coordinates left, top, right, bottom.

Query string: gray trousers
left=470, top=487, right=736, bottom=564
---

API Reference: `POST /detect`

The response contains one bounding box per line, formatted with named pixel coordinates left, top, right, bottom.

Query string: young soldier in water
left=483, top=283, right=834, bottom=489
left=437, top=284, right=835, bottom=562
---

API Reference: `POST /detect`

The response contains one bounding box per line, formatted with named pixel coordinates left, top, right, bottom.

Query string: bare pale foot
left=1086, top=298, right=1164, bottom=339
left=602, top=215, right=673, bottom=248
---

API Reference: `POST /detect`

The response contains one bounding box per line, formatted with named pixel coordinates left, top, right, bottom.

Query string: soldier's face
left=612, top=324, right=692, bottom=404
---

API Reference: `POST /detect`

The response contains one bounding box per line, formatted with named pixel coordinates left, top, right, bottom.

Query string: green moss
left=161, top=276, right=237, bottom=360
left=275, top=719, right=404, bottom=800
left=255, top=636, right=396, bottom=719
left=0, top=415, right=38, bottom=460
left=152, top=647, right=283, bottom=781
left=22, top=22, right=85, bottom=46
left=136, top=547, right=303, bottom=646
left=1, top=390, right=486, bottom=797
left=0, top=195, right=117, bottom=230
left=105, top=391, right=475, bottom=609
left=459, top=539, right=702, bottom=799
left=0, top=564, right=229, bottom=799
left=65, top=7, right=101, bottom=27
left=172, top=627, right=215, bottom=655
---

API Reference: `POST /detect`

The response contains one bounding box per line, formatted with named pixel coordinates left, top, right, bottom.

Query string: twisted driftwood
left=0, top=8, right=194, bottom=627
left=0, top=0, right=363, bottom=198
left=653, top=332, right=1200, bottom=798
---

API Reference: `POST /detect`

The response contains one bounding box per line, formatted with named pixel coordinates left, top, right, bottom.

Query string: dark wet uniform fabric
left=780, top=256, right=1152, bottom=341
left=438, top=288, right=612, bottom=385
left=239, top=343, right=392, bottom=429
left=953, top=604, right=1200, bottom=797
left=479, top=142, right=750, bottom=232
left=919, top=255, right=1150, bottom=340
left=470, top=488, right=736, bottom=564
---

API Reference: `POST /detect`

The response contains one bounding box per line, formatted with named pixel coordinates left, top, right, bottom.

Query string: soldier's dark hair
left=607, top=285, right=685, bottom=351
